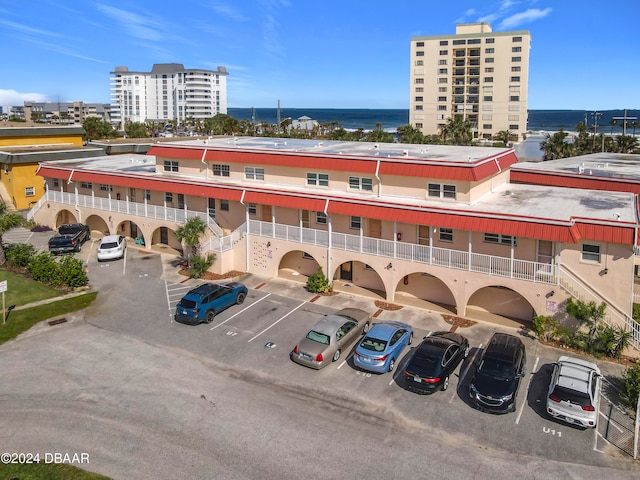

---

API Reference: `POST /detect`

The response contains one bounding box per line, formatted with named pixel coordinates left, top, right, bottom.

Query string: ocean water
left=228, top=107, right=640, bottom=133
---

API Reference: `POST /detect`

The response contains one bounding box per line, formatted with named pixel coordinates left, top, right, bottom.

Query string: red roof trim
left=511, top=170, right=640, bottom=195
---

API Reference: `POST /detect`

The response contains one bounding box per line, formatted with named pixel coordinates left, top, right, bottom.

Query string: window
left=164, top=160, right=179, bottom=172
left=363, top=264, right=374, bottom=271
left=415, top=96, right=424, bottom=102
left=439, top=40, right=448, bottom=46
left=415, top=60, right=423, bottom=66
left=415, top=122, right=423, bottom=128
left=512, top=56, right=521, bottom=62
left=165, top=192, right=173, bottom=203
left=213, top=164, right=230, bottom=177
left=510, top=96, right=520, bottom=101
left=438, top=78, right=448, bottom=84
left=416, top=41, right=424, bottom=47
left=512, top=36, right=522, bottom=42
left=80, top=182, right=92, bottom=189
left=438, top=59, right=447, bottom=65
left=248, top=203, right=257, bottom=215
left=512, top=46, right=522, bottom=52
left=508, top=115, right=519, bottom=121
left=350, top=216, right=362, bottom=230
left=53, top=178, right=59, bottom=188
left=439, top=50, right=448, bottom=55
left=145, top=189, right=151, bottom=201
left=438, top=105, right=447, bottom=111
left=485, top=48, right=494, bottom=54
left=438, top=68, right=448, bottom=74
left=509, top=124, right=520, bottom=130
left=349, top=176, right=373, bottom=191
left=428, top=183, right=456, bottom=199
left=220, top=199, right=229, bottom=211
left=484, top=67, right=494, bottom=73
left=512, top=66, right=521, bottom=72
left=468, top=39, right=480, bottom=44
left=452, top=39, right=466, bottom=45
left=302, top=252, right=314, bottom=260
left=100, top=184, right=113, bottom=192
left=485, top=58, right=494, bottom=63
left=486, top=38, right=495, bottom=44
left=484, top=77, right=493, bottom=82
left=511, top=76, right=521, bottom=82
left=415, top=87, right=424, bottom=93
left=415, top=78, right=425, bottom=84
left=438, top=96, right=447, bottom=102
left=316, top=212, right=327, bottom=224
left=439, top=228, right=453, bottom=242
left=438, top=87, right=447, bottom=93
left=416, top=51, right=424, bottom=56
left=245, top=167, right=265, bottom=180
left=307, top=172, right=329, bottom=186
left=25, top=186, right=35, bottom=197
left=483, top=124, right=492, bottom=130
left=415, top=105, right=424, bottom=111
left=483, top=96, right=493, bottom=102
left=484, top=233, right=516, bottom=246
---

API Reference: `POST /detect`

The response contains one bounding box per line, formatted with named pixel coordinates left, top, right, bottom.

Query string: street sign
left=0, top=280, right=6, bottom=293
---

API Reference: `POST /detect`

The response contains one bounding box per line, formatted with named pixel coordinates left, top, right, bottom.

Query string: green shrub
left=58, top=255, right=89, bottom=288
left=188, top=253, right=215, bottom=279
left=633, top=303, right=640, bottom=322
left=620, top=364, right=640, bottom=410
left=532, top=315, right=559, bottom=342
left=28, top=252, right=62, bottom=285
left=5, top=242, right=37, bottom=268
left=306, top=267, right=331, bottom=294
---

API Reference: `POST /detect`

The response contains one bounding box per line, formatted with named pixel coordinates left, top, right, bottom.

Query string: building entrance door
left=340, top=262, right=353, bottom=281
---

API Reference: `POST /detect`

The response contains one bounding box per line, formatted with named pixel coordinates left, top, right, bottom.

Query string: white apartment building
left=410, top=23, right=530, bottom=140
left=110, top=63, right=228, bottom=127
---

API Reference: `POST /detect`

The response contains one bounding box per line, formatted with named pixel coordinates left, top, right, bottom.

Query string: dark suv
left=174, top=282, right=247, bottom=325
left=468, top=333, right=526, bottom=414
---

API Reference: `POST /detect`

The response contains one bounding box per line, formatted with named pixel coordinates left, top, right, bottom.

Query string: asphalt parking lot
left=4, top=227, right=639, bottom=471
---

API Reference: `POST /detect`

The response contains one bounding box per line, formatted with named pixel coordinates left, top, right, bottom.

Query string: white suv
left=546, top=355, right=601, bottom=428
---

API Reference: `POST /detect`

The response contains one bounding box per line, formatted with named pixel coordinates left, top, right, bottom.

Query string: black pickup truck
left=48, top=223, right=91, bottom=254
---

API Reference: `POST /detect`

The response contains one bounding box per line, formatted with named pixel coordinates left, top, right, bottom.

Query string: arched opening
left=150, top=226, right=181, bottom=254
left=117, top=220, right=146, bottom=246
left=332, top=260, right=386, bottom=300
left=278, top=250, right=321, bottom=284
left=467, top=285, right=535, bottom=325
left=394, top=272, right=456, bottom=314
left=54, top=209, right=77, bottom=228
left=85, top=214, right=109, bottom=237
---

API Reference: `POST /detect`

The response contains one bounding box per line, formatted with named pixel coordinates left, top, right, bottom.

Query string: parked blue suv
left=174, top=282, right=248, bottom=325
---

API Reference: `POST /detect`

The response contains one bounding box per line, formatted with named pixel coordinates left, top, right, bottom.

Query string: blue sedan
left=353, top=321, right=413, bottom=373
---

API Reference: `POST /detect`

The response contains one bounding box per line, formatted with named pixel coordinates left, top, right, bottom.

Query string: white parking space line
left=515, top=356, right=539, bottom=425
left=211, top=293, right=272, bottom=331
left=388, top=377, right=395, bottom=386
left=165, top=280, right=174, bottom=321
left=248, top=301, right=304, bottom=342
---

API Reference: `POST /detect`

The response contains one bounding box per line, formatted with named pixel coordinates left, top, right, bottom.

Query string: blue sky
left=0, top=0, right=637, bottom=110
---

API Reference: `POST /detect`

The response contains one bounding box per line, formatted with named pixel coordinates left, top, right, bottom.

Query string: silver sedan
left=290, top=308, right=371, bottom=369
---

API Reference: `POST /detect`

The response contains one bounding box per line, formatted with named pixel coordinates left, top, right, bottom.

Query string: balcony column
left=271, top=205, right=275, bottom=239
left=429, top=227, right=433, bottom=265
left=393, top=222, right=397, bottom=259
left=144, top=192, right=148, bottom=218
left=126, top=189, right=129, bottom=214
left=468, top=231, right=472, bottom=271
left=245, top=205, right=250, bottom=273
left=91, top=185, right=95, bottom=209
left=510, top=240, right=515, bottom=278
left=327, top=215, right=332, bottom=280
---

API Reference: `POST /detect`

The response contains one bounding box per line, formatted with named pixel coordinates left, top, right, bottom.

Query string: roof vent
left=374, top=143, right=379, bottom=149
left=505, top=190, right=511, bottom=196
left=403, top=149, right=409, bottom=156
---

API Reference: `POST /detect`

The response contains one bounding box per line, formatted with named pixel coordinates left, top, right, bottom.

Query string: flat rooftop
left=39, top=153, right=637, bottom=225
left=512, top=152, right=640, bottom=182
left=168, top=136, right=511, bottom=164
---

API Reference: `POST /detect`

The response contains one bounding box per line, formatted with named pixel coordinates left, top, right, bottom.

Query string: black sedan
left=402, top=331, right=470, bottom=393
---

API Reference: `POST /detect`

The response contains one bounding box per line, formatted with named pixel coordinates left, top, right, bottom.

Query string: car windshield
left=360, top=337, right=387, bottom=352
left=551, top=385, right=592, bottom=407
left=306, top=330, right=330, bottom=345
left=478, top=357, right=514, bottom=380
left=100, top=242, right=119, bottom=249
left=178, top=299, right=197, bottom=309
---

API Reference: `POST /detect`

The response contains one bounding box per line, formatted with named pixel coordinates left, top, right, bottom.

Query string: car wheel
left=236, top=292, right=246, bottom=305
left=332, top=349, right=341, bottom=362
left=205, top=311, right=216, bottom=324
left=464, top=345, right=470, bottom=358
left=442, top=376, right=449, bottom=391
left=363, top=322, right=370, bottom=334
left=408, top=332, right=414, bottom=345
left=388, top=358, right=395, bottom=372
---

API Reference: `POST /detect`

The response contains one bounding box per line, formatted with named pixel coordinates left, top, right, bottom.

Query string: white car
left=546, top=355, right=601, bottom=428
left=97, top=235, right=127, bottom=261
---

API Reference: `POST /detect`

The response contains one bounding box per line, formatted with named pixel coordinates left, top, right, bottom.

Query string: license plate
left=413, top=377, right=422, bottom=383
left=300, top=353, right=312, bottom=360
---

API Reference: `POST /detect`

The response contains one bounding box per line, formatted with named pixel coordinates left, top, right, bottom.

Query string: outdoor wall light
left=386, top=262, right=393, bottom=269
left=266, top=241, right=271, bottom=248
left=603, top=268, right=608, bottom=275
left=546, top=290, right=555, bottom=298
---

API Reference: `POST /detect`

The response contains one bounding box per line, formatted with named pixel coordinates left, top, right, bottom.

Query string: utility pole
left=591, top=111, right=601, bottom=152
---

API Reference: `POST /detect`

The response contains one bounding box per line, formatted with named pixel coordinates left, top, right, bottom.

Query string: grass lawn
left=0, top=462, right=111, bottom=479
left=0, top=269, right=62, bottom=307
left=0, top=291, right=97, bottom=344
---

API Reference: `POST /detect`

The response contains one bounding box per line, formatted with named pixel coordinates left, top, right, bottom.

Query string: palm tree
left=175, top=216, right=207, bottom=267
left=494, top=130, right=513, bottom=146
left=539, top=129, right=575, bottom=160
left=0, top=200, right=25, bottom=265
left=441, top=116, right=473, bottom=145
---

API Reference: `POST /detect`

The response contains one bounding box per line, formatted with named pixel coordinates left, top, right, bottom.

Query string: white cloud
left=210, top=3, right=249, bottom=22
left=499, top=8, right=551, bottom=29
left=0, top=89, right=49, bottom=106
left=95, top=4, right=163, bottom=41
